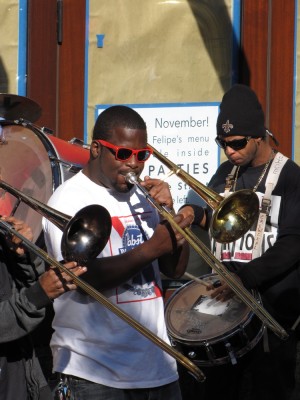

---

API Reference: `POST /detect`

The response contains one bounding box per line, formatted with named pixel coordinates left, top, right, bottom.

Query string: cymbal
left=0, top=93, right=42, bottom=122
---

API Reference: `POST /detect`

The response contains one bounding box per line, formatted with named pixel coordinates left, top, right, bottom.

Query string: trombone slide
left=0, top=219, right=205, bottom=383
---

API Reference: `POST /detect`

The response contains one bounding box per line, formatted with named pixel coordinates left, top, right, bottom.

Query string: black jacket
left=0, top=238, right=52, bottom=400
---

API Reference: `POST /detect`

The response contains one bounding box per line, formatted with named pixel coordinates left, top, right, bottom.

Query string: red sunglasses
left=96, top=140, right=153, bottom=162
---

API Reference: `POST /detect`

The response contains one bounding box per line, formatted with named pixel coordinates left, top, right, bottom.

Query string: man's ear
left=90, top=140, right=101, bottom=158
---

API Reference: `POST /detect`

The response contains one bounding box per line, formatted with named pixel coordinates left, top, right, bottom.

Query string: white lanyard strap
left=252, top=152, right=288, bottom=259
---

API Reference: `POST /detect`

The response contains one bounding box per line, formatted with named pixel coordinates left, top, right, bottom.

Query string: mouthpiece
left=125, top=172, right=138, bottom=184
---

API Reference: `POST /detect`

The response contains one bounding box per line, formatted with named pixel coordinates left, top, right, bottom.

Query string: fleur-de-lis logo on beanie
left=222, top=120, right=234, bottom=133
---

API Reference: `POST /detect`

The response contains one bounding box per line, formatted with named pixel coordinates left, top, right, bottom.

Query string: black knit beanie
left=216, top=84, right=266, bottom=138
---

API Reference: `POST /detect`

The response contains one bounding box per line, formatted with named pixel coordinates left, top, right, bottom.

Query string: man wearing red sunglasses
left=43, top=105, right=193, bottom=399
left=179, top=84, right=300, bottom=400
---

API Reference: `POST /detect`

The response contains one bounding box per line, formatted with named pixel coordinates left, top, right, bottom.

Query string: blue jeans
left=65, top=375, right=182, bottom=400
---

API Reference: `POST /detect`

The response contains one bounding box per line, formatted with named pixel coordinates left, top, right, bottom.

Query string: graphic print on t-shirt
left=111, top=216, right=162, bottom=304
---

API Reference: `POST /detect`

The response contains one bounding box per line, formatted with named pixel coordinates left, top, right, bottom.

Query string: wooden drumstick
left=182, top=271, right=221, bottom=288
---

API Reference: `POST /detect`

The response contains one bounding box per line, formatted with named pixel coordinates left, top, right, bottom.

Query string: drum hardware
left=9, top=196, right=20, bottom=217
left=0, top=124, right=6, bottom=144
left=0, top=181, right=205, bottom=383
left=188, top=351, right=197, bottom=359
left=292, top=315, right=300, bottom=331
left=0, top=118, right=52, bottom=144
left=204, top=344, right=215, bottom=363
left=40, top=126, right=54, bottom=134
left=225, top=342, right=237, bottom=365
left=0, top=94, right=42, bottom=122
left=148, top=144, right=259, bottom=244
left=48, top=155, right=82, bottom=174
left=68, top=137, right=90, bottom=150
left=126, top=171, right=288, bottom=340
left=15, top=118, right=54, bottom=135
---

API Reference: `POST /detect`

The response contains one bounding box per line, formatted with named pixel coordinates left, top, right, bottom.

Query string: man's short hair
left=93, top=105, right=147, bottom=140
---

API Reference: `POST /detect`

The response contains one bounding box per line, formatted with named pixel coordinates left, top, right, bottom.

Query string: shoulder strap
left=252, top=152, right=288, bottom=259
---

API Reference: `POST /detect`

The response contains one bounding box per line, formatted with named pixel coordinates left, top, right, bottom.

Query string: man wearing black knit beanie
left=178, top=84, right=300, bottom=400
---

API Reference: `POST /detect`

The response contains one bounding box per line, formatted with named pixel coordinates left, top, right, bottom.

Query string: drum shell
left=0, top=121, right=89, bottom=242
left=165, top=273, right=264, bottom=366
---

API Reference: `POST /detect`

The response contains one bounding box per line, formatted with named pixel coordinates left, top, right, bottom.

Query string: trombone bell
left=61, top=204, right=112, bottom=263
left=0, top=179, right=112, bottom=263
left=148, top=144, right=259, bottom=243
left=210, top=189, right=259, bottom=243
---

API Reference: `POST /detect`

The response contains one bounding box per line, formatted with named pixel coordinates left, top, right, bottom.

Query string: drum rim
left=165, top=273, right=261, bottom=343
left=29, top=124, right=64, bottom=188
left=165, top=273, right=265, bottom=366
left=175, top=325, right=265, bottom=366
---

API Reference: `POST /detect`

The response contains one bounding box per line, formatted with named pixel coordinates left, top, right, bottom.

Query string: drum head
left=0, top=123, right=57, bottom=242
left=165, top=274, right=251, bottom=344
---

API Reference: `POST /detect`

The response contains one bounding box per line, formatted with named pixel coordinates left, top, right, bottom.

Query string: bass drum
left=165, top=273, right=264, bottom=366
left=0, top=120, right=89, bottom=242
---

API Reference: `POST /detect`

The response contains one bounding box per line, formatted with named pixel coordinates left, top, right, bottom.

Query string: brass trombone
left=148, top=144, right=259, bottom=243
left=0, top=180, right=205, bottom=382
left=126, top=164, right=288, bottom=340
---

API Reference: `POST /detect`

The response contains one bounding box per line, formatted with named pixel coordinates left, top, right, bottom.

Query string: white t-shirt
left=42, top=171, right=178, bottom=389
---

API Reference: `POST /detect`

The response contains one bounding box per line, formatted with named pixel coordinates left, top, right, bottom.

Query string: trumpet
left=148, top=144, right=259, bottom=243
left=126, top=170, right=288, bottom=340
left=0, top=180, right=205, bottom=382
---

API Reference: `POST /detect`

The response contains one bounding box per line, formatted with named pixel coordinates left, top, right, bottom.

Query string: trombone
left=126, top=147, right=289, bottom=340
left=0, top=180, right=205, bottom=382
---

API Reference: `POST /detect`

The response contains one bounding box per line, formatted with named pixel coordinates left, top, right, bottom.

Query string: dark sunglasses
left=96, top=140, right=153, bottom=162
left=215, top=136, right=252, bottom=151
